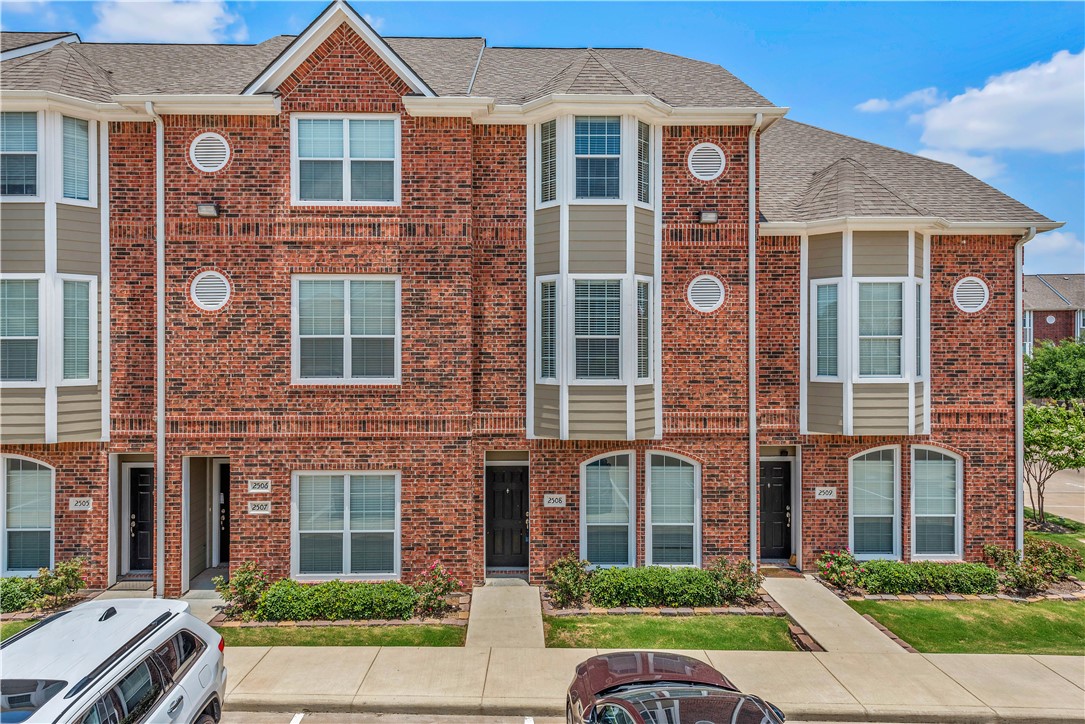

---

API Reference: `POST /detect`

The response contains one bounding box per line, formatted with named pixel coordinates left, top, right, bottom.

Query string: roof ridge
left=585, top=48, right=644, bottom=95
left=528, top=54, right=588, bottom=101
left=1036, top=275, right=1073, bottom=306
left=62, top=43, right=119, bottom=94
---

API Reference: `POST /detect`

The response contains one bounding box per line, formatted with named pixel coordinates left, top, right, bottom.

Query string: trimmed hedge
left=1, top=577, right=42, bottom=612
left=255, top=579, right=419, bottom=622
left=860, top=560, right=999, bottom=595
left=547, top=559, right=762, bottom=609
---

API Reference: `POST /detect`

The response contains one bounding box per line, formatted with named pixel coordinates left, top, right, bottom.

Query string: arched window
left=849, top=447, right=900, bottom=560
left=580, top=452, right=634, bottom=566
left=912, top=447, right=963, bottom=559
left=645, top=453, right=701, bottom=566
left=2, top=456, right=54, bottom=575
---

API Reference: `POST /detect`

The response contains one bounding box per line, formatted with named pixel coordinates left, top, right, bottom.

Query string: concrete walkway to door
left=465, top=578, right=545, bottom=649
left=761, top=574, right=905, bottom=655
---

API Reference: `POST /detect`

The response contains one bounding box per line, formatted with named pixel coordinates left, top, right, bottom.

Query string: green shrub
left=0, top=577, right=42, bottom=612
left=1002, top=562, right=1049, bottom=595
left=983, top=544, right=1018, bottom=571
left=33, top=558, right=87, bottom=607
left=413, top=561, right=461, bottom=618
left=816, top=550, right=865, bottom=591
left=256, top=579, right=312, bottom=621
left=213, top=561, right=271, bottom=618
left=708, top=558, right=763, bottom=604
left=586, top=566, right=724, bottom=608
left=860, top=560, right=922, bottom=594
left=859, top=560, right=998, bottom=595
left=545, top=555, right=591, bottom=608
left=256, top=579, right=418, bottom=622
left=1024, top=538, right=1084, bottom=580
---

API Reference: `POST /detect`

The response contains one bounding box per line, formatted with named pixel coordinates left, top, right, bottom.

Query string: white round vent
left=191, top=271, right=230, bottom=311
left=687, top=143, right=726, bottom=181
left=953, top=276, right=989, bottom=313
left=189, top=132, right=230, bottom=172
left=1046, top=315, right=1056, bottom=325
left=687, top=274, right=725, bottom=312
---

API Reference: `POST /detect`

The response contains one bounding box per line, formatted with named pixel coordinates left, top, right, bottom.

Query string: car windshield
left=0, top=679, right=67, bottom=723
left=614, top=687, right=782, bottom=724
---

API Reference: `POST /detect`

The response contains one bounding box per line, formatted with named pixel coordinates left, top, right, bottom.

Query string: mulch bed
left=1, top=589, right=100, bottom=622
left=813, top=575, right=1085, bottom=603
left=210, top=592, right=471, bottom=629
left=540, top=587, right=787, bottom=618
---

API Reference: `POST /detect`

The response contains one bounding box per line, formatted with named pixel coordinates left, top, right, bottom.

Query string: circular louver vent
left=191, top=271, right=230, bottom=311
left=189, top=132, right=230, bottom=172
left=953, top=276, right=989, bottom=313
left=687, top=143, right=726, bottom=181
left=688, top=274, right=725, bottom=312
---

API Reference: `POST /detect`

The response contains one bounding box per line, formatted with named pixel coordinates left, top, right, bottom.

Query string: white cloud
left=1024, top=230, right=1085, bottom=275
left=916, top=148, right=1006, bottom=181
left=362, top=13, right=384, bottom=32
left=89, top=1, right=247, bottom=43
left=919, top=49, right=1084, bottom=153
left=856, top=87, right=941, bottom=113
left=2, top=0, right=60, bottom=26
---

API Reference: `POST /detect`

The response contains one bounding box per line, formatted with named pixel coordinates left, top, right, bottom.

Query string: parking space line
left=289, top=713, right=305, bottom=724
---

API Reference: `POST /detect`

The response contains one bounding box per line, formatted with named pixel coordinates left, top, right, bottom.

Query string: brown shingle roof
left=1024, top=274, right=1085, bottom=311
left=1, top=42, right=117, bottom=101
left=1, top=31, right=75, bottom=53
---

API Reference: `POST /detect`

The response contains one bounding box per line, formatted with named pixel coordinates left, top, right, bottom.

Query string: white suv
left=1, top=599, right=226, bottom=724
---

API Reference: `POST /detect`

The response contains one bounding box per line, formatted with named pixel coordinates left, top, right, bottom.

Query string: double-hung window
left=636, top=281, right=651, bottom=380
left=857, top=282, right=903, bottom=377
left=61, top=278, right=94, bottom=382
left=574, top=116, right=621, bottom=199
left=62, top=116, right=91, bottom=202
left=1, top=112, right=39, bottom=198
left=912, top=448, right=962, bottom=558
left=0, top=276, right=96, bottom=386
left=0, top=279, right=40, bottom=383
left=1022, top=311, right=1034, bottom=356
left=646, top=453, right=699, bottom=566
left=574, top=279, right=622, bottom=379
left=812, top=281, right=840, bottom=378
left=636, top=121, right=651, bottom=204
left=539, top=119, right=557, bottom=204
left=293, top=276, right=400, bottom=384
left=2, top=457, right=54, bottom=575
left=538, top=279, right=558, bottom=381
left=581, top=453, right=633, bottom=566
left=293, top=116, right=399, bottom=205
left=850, top=447, right=899, bottom=559
left=293, top=472, right=399, bottom=578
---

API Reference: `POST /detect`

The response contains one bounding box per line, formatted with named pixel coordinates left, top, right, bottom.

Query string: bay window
left=574, top=279, right=622, bottom=379
left=646, top=453, right=699, bottom=566
left=1, top=279, right=40, bottom=383
left=0, top=112, right=38, bottom=198
left=62, top=278, right=92, bottom=382
left=538, top=280, right=557, bottom=381
left=292, top=115, right=399, bottom=205
left=581, top=453, right=633, bottom=566
left=636, top=281, right=650, bottom=380
left=539, top=119, right=557, bottom=204
left=636, top=121, right=650, bottom=204
left=813, top=281, right=839, bottom=379
left=0, top=275, right=95, bottom=386
left=2, top=456, right=53, bottom=575
left=62, top=115, right=90, bottom=202
left=912, top=448, right=962, bottom=558
left=849, top=447, right=899, bottom=559
left=858, top=282, right=903, bottom=377
left=574, top=116, right=621, bottom=199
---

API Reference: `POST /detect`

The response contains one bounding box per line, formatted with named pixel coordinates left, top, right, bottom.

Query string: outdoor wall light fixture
left=196, top=202, right=220, bottom=218
left=699, top=210, right=719, bottom=224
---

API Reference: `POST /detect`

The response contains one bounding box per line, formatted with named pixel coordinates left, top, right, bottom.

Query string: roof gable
left=243, top=0, right=434, bottom=96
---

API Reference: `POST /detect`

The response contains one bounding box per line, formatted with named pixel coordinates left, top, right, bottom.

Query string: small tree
left=1023, top=402, right=1085, bottom=525
left=1024, top=337, right=1085, bottom=404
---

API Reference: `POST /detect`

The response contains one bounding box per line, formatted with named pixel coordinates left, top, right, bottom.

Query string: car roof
left=2, top=599, right=190, bottom=685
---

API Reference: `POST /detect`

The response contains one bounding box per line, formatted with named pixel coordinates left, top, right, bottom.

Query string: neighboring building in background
left=1022, top=274, right=1085, bottom=354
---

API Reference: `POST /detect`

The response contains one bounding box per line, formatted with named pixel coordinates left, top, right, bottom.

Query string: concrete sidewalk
left=222, top=646, right=1085, bottom=722
left=465, top=578, right=544, bottom=649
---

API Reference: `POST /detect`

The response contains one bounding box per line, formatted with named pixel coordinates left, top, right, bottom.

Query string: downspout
left=747, top=112, right=763, bottom=569
left=146, top=102, right=166, bottom=598
left=1014, top=226, right=1036, bottom=558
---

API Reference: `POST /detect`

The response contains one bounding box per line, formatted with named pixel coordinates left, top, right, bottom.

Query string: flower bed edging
left=0, top=588, right=100, bottom=622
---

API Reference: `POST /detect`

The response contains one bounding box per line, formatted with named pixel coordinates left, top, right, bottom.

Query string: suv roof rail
left=63, top=611, right=175, bottom=701
left=0, top=610, right=70, bottom=649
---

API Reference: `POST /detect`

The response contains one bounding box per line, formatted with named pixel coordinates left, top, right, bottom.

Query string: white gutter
left=1015, top=226, right=1036, bottom=557
left=115, top=94, right=280, bottom=116
left=146, top=102, right=167, bottom=598
left=748, top=112, right=764, bottom=569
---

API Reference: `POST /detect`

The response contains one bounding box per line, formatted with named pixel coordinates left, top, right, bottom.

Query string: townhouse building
left=1021, top=274, right=1084, bottom=355
left=0, top=2, right=1061, bottom=597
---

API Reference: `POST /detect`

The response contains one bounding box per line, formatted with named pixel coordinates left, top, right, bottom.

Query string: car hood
left=576, top=652, right=737, bottom=695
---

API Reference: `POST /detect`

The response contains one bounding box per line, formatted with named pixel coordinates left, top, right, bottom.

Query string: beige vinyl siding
left=852, top=383, right=910, bottom=435
left=0, top=388, right=46, bottom=444
left=633, top=207, right=655, bottom=276
left=808, top=232, right=842, bottom=279
left=534, top=383, right=560, bottom=438
left=914, top=382, right=925, bottom=431
left=188, top=459, right=209, bottom=579
left=853, top=230, right=908, bottom=277
left=56, top=204, right=101, bottom=276
left=634, top=384, right=656, bottom=438
left=56, top=386, right=102, bottom=442
left=568, top=385, right=626, bottom=440
left=568, top=205, right=626, bottom=274
left=534, top=206, right=560, bottom=276
left=914, top=234, right=925, bottom=278
left=0, top=203, right=46, bottom=273
left=808, top=381, right=843, bottom=434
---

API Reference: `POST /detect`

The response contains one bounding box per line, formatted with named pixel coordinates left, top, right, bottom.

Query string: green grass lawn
left=849, top=600, right=1085, bottom=656
left=216, top=624, right=465, bottom=647
left=0, top=621, right=35, bottom=640
left=545, top=615, right=795, bottom=651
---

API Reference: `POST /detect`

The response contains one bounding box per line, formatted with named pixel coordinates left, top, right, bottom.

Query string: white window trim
left=289, top=114, right=401, bottom=207
left=848, top=445, right=901, bottom=561
left=910, top=446, right=964, bottom=561
left=57, top=274, right=98, bottom=386
left=579, top=450, right=636, bottom=567
left=0, top=273, right=45, bottom=387
left=1022, top=310, right=1034, bottom=357
left=536, top=275, right=560, bottom=383
left=635, top=276, right=653, bottom=383
left=1076, top=309, right=1084, bottom=340
left=57, top=114, right=98, bottom=208
left=567, top=273, right=628, bottom=386
left=914, top=280, right=925, bottom=382
left=289, top=470, right=402, bottom=581
left=0, top=110, right=45, bottom=203
left=290, top=274, right=402, bottom=386
left=536, top=117, right=560, bottom=210
left=573, top=114, right=622, bottom=202
left=644, top=451, right=701, bottom=567
left=851, top=277, right=920, bottom=383
left=810, top=278, right=844, bottom=382
left=1, top=454, right=55, bottom=577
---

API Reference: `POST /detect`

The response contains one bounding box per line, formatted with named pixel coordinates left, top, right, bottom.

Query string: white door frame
left=760, top=455, right=798, bottom=564
left=210, top=458, right=229, bottom=568
left=120, top=462, right=153, bottom=576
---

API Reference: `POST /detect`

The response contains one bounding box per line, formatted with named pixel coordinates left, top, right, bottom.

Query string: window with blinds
left=637, top=281, right=650, bottom=380
left=539, top=119, right=557, bottom=204
left=3, top=457, right=53, bottom=573
left=62, top=280, right=91, bottom=381
left=62, top=116, right=90, bottom=201
left=574, top=116, right=621, bottom=199
left=583, top=454, right=631, bottom=566
left=574, top=279, right=622, bottom=379
left=912, top=449, right=960, bottom=557
left=295, top=117, right=397, bottom=204
left=636, top=121, right=650, bottom=204
left=850, top=448, right=897, bottom=558
left=0, top=112, right=38, bottom=197
left=295, top=277, right=399, bottom=383
left=0, top=279, right=39, bottom=382
left=539, top=281, right=557, bottom=380
left=858, top=282, right=903, bottom=377
left=815, top=283, right=838, bottom=377
left=648, top=454, right=697, bottom=565
left=296, top=472, right=398, bottom=576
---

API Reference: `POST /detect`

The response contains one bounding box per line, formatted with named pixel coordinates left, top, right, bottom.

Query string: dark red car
left=566, top=652, right=786, bottom=724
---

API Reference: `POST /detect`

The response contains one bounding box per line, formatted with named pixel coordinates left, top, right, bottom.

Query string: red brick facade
left=1032, top=309, right=1078, bottom=345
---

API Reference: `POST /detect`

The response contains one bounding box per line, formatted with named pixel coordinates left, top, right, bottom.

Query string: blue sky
left=4, top=1, right=1082, bottom=274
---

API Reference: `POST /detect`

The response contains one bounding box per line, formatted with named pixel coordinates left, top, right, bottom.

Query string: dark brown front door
left=129, top=467, right=154, bottom=571
left=759, top=460, right=792, bottom=560
left=486, top=466, right=529, bottom=567
left=219, top=463, right=231, bottom=563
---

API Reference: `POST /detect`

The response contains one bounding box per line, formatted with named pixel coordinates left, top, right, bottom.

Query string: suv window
left=77, top=690, right=123, bottom=724
left=113, top=658, right=166, bottom=723
left=154, top=631, right=204, bottom=677
left=0, top=679, right=67, bottom=723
